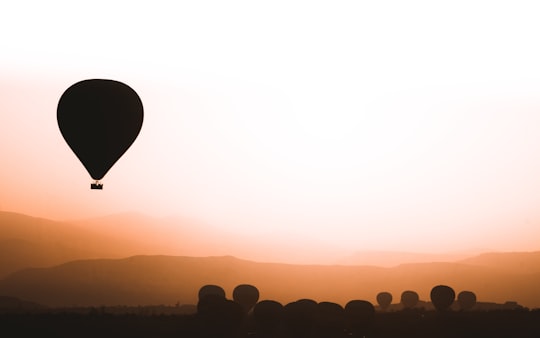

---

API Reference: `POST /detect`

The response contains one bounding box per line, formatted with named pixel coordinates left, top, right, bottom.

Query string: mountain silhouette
left=0, top=211, right=144, bottom=277
left=3, top=211, right=492, bottom=274
left=2, top=211, right=540, bottom=309
left=459, top=251, right=540, bottom=274
left=0, top=211, right=267, bottom=276
left=339, top=250, right=482, bottom=267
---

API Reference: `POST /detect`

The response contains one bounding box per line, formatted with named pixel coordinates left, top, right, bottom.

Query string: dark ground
left=1, top=309, right=539, bottom=338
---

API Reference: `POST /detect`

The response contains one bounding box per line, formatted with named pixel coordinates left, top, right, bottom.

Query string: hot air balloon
left=198, top=284, right=226, bottom=301
left=344, top=300, right=375, bottom=336
left=457, top=290, right=477, bottom=311
left=376, top=292, right=393, bottom=311
left=253, top=300, right=284, bottom=334
left=232, top=284, right=259, bottom=314
left=57, top=79, right=143, bottom=189
left=430, top=285, right=455, bottom=312
left=282, top=299, right=319, bottom=336
left=317, top=302, right=345, bottom=337
left=400, top=290, right=419, bottom=310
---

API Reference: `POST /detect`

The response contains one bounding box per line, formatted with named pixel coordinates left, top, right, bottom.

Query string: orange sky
left=2, top=1, right=540, bottom=258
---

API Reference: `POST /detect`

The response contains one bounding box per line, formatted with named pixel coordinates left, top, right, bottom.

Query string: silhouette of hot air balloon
left=283, top=299, right=318, bottom=336
left=430, top=285, right=455, bottom=312
left=376, top=291, right=393, bottom=311
left=400, top=290, right=419, bottom=310
left=344, top=300, right=375, bottom=337
left=457, top=290, right=477, bottom=311
left=253, top=300, right=284, bottom=335
left=232, top=284, right=259, bottom=314
left=197, top=297, right=243, bottom=337
left=317, top=302, right=345, bottom=338
left=198, top=284, right=226, bottom=301
left=57, top=79, right=143, bottom=189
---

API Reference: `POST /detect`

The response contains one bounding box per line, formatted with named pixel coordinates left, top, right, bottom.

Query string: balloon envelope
left=344, top=300, right=375, bottom=318
left=457, top=290, right=477, bottom=311
left=57, top=79, right=143, bottom=186
left=253, top=300, right=284, bottom=328
left=430, top=285, right=455, bottom=312
left=376, top=292, right=393, bottom=310
left=198, top=284, right=226, bottom=300
left=232, top=284, right=259, bottom=313
left=400, top=291, right=419, bottom=309
left=344, top=300, right=375, bottom=333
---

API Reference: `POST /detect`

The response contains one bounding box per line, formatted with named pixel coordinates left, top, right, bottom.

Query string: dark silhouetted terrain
left=0, top=295, right=45, bottom=312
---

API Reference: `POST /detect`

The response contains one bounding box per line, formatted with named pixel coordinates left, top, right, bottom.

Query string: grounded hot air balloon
left=457, top=290, right=477, bottom=311
left=253, top=300, right=284, bottom=334
left=198, top=284, right=226, bottom=301
left=232, top=284, right=260, bottom=314
left=400, top=290, right=419, bottom=310
left=317, top=302, right=345, bottom=336
left=283, top=299, right=318, bottom=336
left=376, top=292, right=393, bottom=311
left=57, top=79, right=143, bottom=189
left=430, top=285, right=455, bottom=312
left=344, top=300, right=375, bottom=336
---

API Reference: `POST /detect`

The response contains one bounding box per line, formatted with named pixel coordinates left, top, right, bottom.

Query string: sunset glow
left=2, top=1, right=540, bottom=263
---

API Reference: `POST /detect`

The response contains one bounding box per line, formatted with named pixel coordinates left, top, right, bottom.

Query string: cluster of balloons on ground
left=194, top=283, right=477, bottom=337
left=199, top=283, right=475, bottom=314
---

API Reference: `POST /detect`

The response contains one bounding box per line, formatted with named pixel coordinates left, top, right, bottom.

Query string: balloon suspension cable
left=91, top=180, right=103, bottom=190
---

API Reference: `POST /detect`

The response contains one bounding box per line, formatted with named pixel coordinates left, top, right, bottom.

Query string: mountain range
left=1, top=211, right=539, bottom=308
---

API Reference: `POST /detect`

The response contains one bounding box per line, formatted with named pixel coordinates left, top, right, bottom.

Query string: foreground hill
left=0, top=255, right=539, bottom=308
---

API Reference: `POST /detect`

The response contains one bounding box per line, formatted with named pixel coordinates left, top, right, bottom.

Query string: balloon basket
left=91, top=182, right=103, bottom=190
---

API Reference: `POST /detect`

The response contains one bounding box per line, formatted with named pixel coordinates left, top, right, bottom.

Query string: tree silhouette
left=430, top=285, right=455, bottom=312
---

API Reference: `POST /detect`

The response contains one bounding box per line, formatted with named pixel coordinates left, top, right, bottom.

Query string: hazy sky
left=2, top=1, right=540, bottom=254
